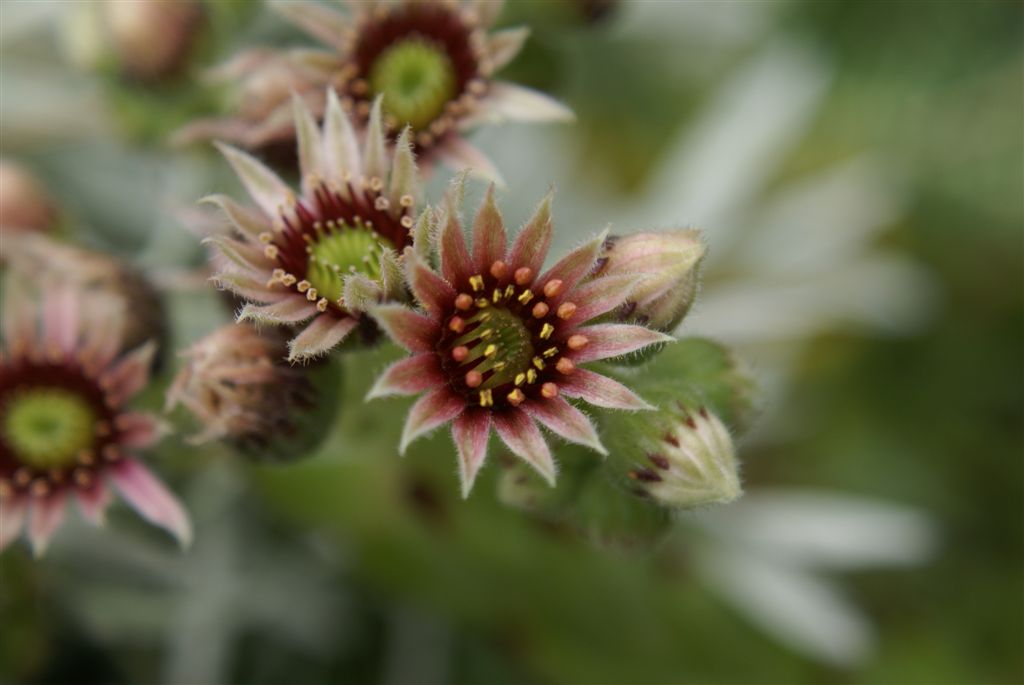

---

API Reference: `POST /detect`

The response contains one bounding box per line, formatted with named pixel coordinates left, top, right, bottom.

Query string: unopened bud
left=0, top=161, right=57, bottom=240
left=166, top=324, right=339, bottom=462
left=102, top=0, right=204, bottom=81
left=623, top=404, right=741, bottom=509
left=595, top=229, right=705, bottom=332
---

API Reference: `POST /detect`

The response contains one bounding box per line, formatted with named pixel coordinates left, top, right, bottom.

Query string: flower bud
left=594, top=229, right=705, bottom=332
left=166, top=324, right=339, bottom=462
left=0, top=161, right=56, bottom=237
left=623, top=404, right=741, bottom=509
left=101, top=0, right=204, bottom=81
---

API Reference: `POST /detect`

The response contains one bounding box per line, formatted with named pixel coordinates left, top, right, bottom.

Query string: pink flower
left=204, top=90, right=418, bottom=361
left=368, top=186, right=673, bottom=497
left=0, top=286, right=190, bottom=556
left=176, top=0, right=572, bottom=181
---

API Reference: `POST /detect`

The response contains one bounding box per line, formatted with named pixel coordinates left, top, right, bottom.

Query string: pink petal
left=435, top=137, right=505, bottom=185
left=2, top=280, right=37, bottom=351
left=537, top=230, right=608, bottom=300
left=76, top=482, right=112, bottom=526
left=100, top=341, right=156, bottom=407
left=367, top=353, right=445, bottom=399
left=111, top=459, right=192, bottom=547
left=399, top=388, right=465, bottom=454
left=404, top=247, right=456, bottom=318
left=238, top=297, right=318, bottom=325
left=116, top=412, right=166, bottom=450
left=471, top=184, right=507, bottom=273
left=371, top=304, right=440, bottom=353
left=522, top=397, right=606, bottom=455
left=28, top=492, right=67, bottom=557
left=493, top=410, right=557, bottom=485
left=438, top=205, right=474, bottom=288
left=570, top=324, right=674, bottom=363
left=506, top=190, right=553, bottom=278
left=452, top=409, right=491, bottom=498
left=571, top=273, right=642, bottom=323
left=560, top=369, right=653, bottom=411
left=198, top=194, right=271, bottom=240
left=43, top=287, right=78, bottom=352
left=0, top=496, right=27, bottom=552
left=213, top=142, right=293, bottom=219
left=287, top=315, right=358, bottom=362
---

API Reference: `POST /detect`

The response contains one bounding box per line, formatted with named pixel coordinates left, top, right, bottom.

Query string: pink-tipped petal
left=213, top=142, right=293, bottom=219
left=435, top=137, right=505, bottom=185
left=43, top=287, right=79, bottom=352
left=438, top=207, right=473, bottom=288
left=111, top=459, right=192, bottom=547
left=287, top=315, right=358, bottom=362
left=238, top=297, right=318, bottom=325
left=571, top=273, right=642, bottom=323
left=28, top=493, right=66, bottom=557
left=570, top=324, right=674, bottom=363
left=399, top=388, right=465, bottom=454
left=560, top=369, right=654, bottom=411
left=506, top=190, right=553, bottom=278
left=76, top=482, right=112, bottom=526
left=404, top=248, right=457, bottom=319
left=100, top=341, right=156, bottom=407
left=0, top=497, right=27, bottom=552
left=471, top=184, right=506, bottom=272
left=453, top=410, right=491, bottom=498
left=367, top=353, right=445, bottom=399
left=522, top=397, right=607, bottom=455
left=117, top=412, right=167, bottom=450
left=493, top=410, right=557, bottom=485
left=371, top=304, right=440, bottom=353
left=537, top=229, right=608, bottom=298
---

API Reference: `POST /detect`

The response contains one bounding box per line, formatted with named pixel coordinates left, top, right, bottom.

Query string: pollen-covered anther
left=455, top=293, right=473, bottom=310
left=557, top=302, right=577, bottom=320
left=539, top=323, right=554, bottom=339
left=567, top=335, right=589, bottom=351
left=306, top=288, right=319, bottom=302
left=448, top=316, right=466, bottom=333
left=465, top=370, right=483, bottom=388
left=102, top=445, right=120, bottom=461
left=31, top=480, right=50, bottom=497
left=73, top=468, right=93, bottom=488
left=516, top=290, right=533, bottom=305
left=543, top=279, right=563, bottom=298
left=514, top=267, right=532, bottom=286
left=297, top=280, right=311, bottom=293
left=532, top=302, right=549, bottom=318
left=479, top=389, right=493, bottom=407
left=469, top=275, right=485, bottom=291
left=556, top=357, right=575, bottom=375
left=489, top=261, right=508, bottom=279
left=539, top=382, right=559, bottom=399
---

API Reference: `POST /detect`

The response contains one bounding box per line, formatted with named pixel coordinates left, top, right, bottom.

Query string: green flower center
left=3, top=388, right=96, bottom=469
left=368, top=38, right=457, bottom=131
left=452, top=307, right=535, bottom=390
left=306, top=224, right=389, bottom=305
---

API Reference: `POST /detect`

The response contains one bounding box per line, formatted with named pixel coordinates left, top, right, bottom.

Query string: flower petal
left=198, top=194, right=271, bottom=240
left=29, top=492, right=66, bottom=557
left=400, top=388, right=465, bottom=454
left=0, top=497, right=27, bottom=552
left=76, top=482, right=112, bottom=526
left=537, top=229, right=608, bottom=298
left=100, top=341, right=156, bottom=407
left=2, top=279, right=37, bottom=351
left=571, top=273, right=643, bottom=323
left=371, top=304, right=440, bottom=353
left=404, top=247, right=456, bottom=319
left=288, top=315, right=358, bottom=362
left=204, top=234, right=273, bottom=273
left=367, top=353, right=445, bottom=399
left=292, top=92, right=325, bottom=185
left=522, top=397, right=606, bottom=455
left=559, top=369, right=653, bottom=411
left=238, top=297, right=318, bottom=325
left=452, top=409, right=491, bottom=498
left=486, top=27, right=529, bottom=72
left=493, top=410, right=556, bottom=485
left=471, top=184, right=506, bottom=273
left=363, top=96, right=388, bottom=181
left=324, top=88, right=362, bottom=177
left=213, top=142, right=293, bottom=219
left=270, top=0, right=349, bottom=52
left=111, top=458, right=192, bottom=547
left=117, top=412, right=167, bottom=450
left=506, top=189, right=553, bottom=277
left=478, top=81, right=575, bottom=123
left=435, top=137, right=505, bottom=185
left=213, top=272, right=290, bottom=304
left=570, top=324, right=674, bottom=363
left=44, top=287, right=78, bottom=353
left=439, top=200, right=473, bottom=288
left=389, top=127, right=417, bottom=207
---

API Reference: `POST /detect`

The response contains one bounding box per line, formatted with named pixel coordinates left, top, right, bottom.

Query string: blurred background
left=1, top=1, right=1021, bottom=683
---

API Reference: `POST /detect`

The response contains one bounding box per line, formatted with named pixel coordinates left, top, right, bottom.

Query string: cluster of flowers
left=1, top=0, right=742, bottom=556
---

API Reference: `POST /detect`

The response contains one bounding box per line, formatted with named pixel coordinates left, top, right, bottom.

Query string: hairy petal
left=324, top=88, right=362, bottom=177
left=405, top=248, right=456, bottom=319
left=571, top=324, right=674, bottom=363
left=572, top=273, right=643, bottom=323
left=100, top=341, right=156, bottom=407
left=453, top=409, right=491, bottom=498
left=238, top=297, right=318, bottom=325
left=507, top=189, right=553, bottom=277
left=371, top=304, right=440, bottom=352
left=522, top=397, right=606, bottom=455
left=198, top=194, right=271, bottom=240
left=288, top=316, right=358, bottom=361
left=560, top=369, right=653, bottom=411
left=389, top=127, right=418, bottom=207
left=486, top=27, right=529, bottom=72
left=367, top=354, right=445, bottom=399
left=29, top=493, right=66, bottom=557
left=493, top=410, right=556, bottom=485
left=214, top=142, right=293, bottom=218
left=292, top=92, right=325, bottom=185
left=76, top=482, right=113, bottom=526
left=204, top=235, right=273, bottom=273
left=111, top=459, right=192, bottom=547
left=363, top=96, right=388, bottom=181
left=399, top=388, right=465, bottom=454
left=435, top=137, right=505, bottom=185
left=117, top=412, right=167, bottom=450
left=439, top=202, right=473, bottom=287
left=538, top=229, right=608, bottom=298
left=471, top=184, right=506, bottom=273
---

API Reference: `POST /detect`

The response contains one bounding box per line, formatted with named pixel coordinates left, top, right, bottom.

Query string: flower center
left=450, top=306, right=535, bottom=390
left=306, top=223, right=390, bottom=305
left=3, top=388, right=96, bottom=470
left=369, top=38, right=456, bottom=131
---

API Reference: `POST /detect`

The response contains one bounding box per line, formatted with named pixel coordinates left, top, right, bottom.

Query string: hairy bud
left=102, top=0, right=204, bottom=81
left=595, top=229, right=705, bottom=332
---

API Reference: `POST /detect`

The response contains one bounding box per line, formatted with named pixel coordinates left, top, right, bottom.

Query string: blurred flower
left=594, top=229, right=705, bottom=332
left=203, top=91, right=418, bottom=362
left=0, top=161, right=57, bottom=255
left=368, top=183, right=671, bottom=496
left=166, top=324, right=337, bottom=461
left=177, top=0, right=572, bottom=180
left=101, top=0, right=204, bottom=81
left=0, top=285, right=190, bottom=556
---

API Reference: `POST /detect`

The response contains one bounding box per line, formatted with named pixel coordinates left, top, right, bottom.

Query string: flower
left=176, top=0, right=572, bottom=180
left=204, top=90, right=418, bottom=362
left=0, top=285, right=190, bottom=556
left=166, top=324, right=337, bottom=461
left=368, top=185, right=673, bottom=497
